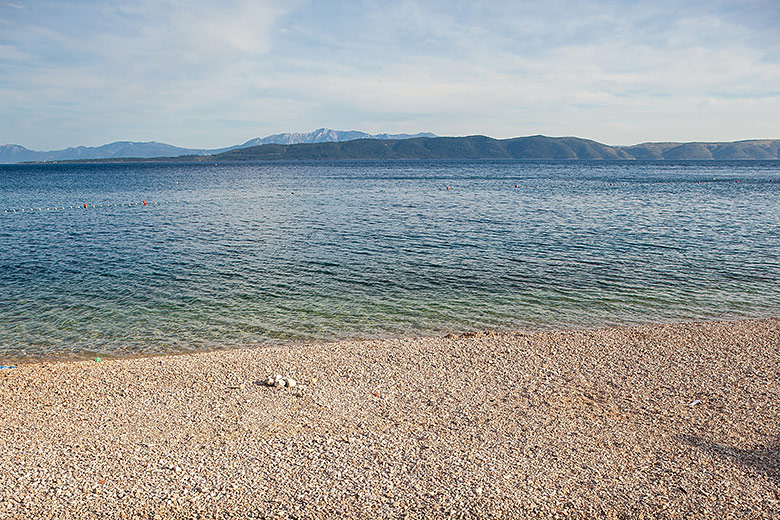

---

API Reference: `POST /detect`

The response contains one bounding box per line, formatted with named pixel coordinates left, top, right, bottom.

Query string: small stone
left=285, top=378, right=296, bottom=388
left=274, top=378, right=286, bottom=388
left=265, top=376, right=275, bottom=386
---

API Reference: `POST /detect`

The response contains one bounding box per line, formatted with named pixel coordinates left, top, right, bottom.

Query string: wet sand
left=1, top=318, right=779, bottom=519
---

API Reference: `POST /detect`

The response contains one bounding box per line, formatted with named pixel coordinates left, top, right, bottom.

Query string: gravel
left=1, top=318, right=779, bottom=519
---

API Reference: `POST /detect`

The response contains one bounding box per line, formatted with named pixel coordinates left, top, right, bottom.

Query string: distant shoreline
left=5, top=135, right=780, bottom=164
left=15, top=156, right=780, bottom=166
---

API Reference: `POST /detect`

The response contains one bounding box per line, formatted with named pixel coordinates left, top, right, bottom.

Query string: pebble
left=266, top=374, right=297, bottom=389
left=1, top=318, right=778, bottom=519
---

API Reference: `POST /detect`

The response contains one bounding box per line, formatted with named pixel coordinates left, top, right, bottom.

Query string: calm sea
left=1, top=160, right=778, bottom=360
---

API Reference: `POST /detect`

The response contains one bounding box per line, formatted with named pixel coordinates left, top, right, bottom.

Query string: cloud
left=0, top=0, right=305, bottom=146
left=1, top=0, right=779, bottom=148
left=0, top=44, right=32, bottom=60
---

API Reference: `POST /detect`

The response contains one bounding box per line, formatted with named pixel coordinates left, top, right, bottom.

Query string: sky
left=1, top=0, right=779, bottom=150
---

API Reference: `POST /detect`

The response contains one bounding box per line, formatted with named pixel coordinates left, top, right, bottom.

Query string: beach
left=1, top=318, right=779, bottom=519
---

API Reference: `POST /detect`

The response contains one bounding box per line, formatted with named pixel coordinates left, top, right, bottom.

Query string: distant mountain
left=211, top=135, right=579, bottom=161
left=5, top=134, right=779, bottom=164
left=0, top=128, right=438, bottom=164
left=0, top=144, right=39, bottom=163
left=238, top=128, right=437, bottom=147
left=622, top=140, right=780, bottom=160
left=0, top=141, right=212, bottom=164
left=211, top=135, right=780, bottom=162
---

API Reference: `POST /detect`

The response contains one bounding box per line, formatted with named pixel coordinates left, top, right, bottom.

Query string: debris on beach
left=265, top=374, right=297, bottom=388
left=0, top=365, right=16, bottom=370
left=688, top=399, right=701, bottom=406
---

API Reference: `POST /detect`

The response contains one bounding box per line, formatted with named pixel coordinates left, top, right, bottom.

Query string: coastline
left=2, top=318, right=778, bottom=518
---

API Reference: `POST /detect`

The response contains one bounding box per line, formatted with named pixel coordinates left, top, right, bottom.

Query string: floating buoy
left=446, top=186, right=450, bottom=190
left=515, top=185, right=519, bottom=188
left=83, top=203, right=88, bottom=209
left=142, top=200, right=146, bottom=205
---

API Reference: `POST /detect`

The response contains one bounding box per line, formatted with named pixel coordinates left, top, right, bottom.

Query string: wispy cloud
left=1, top=0, right=779, bottom=149
left=0, top=44, right=32, bottom=60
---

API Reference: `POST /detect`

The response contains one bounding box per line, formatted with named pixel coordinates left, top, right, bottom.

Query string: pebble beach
left=1, top=318, right=779, bottom=519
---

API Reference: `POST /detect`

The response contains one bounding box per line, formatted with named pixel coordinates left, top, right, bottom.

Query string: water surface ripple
left=1, top=160, right=778, bottom=359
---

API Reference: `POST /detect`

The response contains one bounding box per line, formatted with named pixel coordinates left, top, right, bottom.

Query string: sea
left=1, top=160, right=779, bottom=361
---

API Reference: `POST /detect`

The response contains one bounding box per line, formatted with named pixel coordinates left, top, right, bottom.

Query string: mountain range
left=0, top=129, right=437, bottom=164
left=238, top=128, right=437, bottom=148
left=2, top=131, right=779, bottom=164
left=207, top=135, right=780, bottom=162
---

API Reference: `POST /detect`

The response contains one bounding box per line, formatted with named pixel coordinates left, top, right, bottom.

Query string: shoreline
left=5, top=314, right=779, bottom=366
left=2, top=317, right=779, bottom=518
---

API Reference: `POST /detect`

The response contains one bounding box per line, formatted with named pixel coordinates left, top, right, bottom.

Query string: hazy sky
left=2, top=0, right=779, bottom=149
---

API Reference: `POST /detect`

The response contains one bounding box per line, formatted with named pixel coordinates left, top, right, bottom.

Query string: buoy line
left=2, top=180, right=773, bottom=216
left=0, top=194, right=276, bottom=216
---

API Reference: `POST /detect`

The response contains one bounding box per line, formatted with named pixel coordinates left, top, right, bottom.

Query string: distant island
left=204, top=135, right=780, bottom=162
left=2, top=131, right=779, bottom=164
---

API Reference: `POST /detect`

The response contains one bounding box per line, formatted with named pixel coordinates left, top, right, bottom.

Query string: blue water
left=1, top=160, right=779, bottom=360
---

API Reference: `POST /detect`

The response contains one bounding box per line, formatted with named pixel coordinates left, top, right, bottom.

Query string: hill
left=211, top=136, right=780, bottom=161
left=6, top=135, right=780, bottom=164
left=623, top=140, right=780, bottom=160
left=0, top=141, right=212, bottom=164
left=0, top=129, right=437, bottom=164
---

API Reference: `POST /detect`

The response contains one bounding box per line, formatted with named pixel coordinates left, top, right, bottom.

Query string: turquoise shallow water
left=1, top=160, right=779, bottom=360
